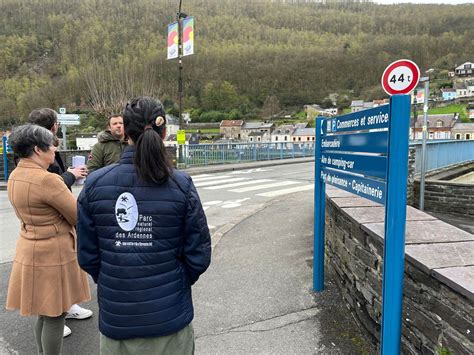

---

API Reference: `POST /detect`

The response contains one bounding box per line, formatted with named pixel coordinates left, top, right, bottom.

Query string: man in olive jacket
left=87, top=115, right=128, bottom=172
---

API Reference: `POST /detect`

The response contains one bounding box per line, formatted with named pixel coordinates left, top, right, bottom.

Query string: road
left=0, top=162, right=316, bottom=354
left=0, top=162, right=314, bottom=263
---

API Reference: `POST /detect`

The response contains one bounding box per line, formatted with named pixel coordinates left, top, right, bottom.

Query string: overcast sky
left=375, top=0, right=473, bottom=4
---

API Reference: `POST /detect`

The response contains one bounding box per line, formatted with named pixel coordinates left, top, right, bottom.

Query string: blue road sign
left=321, top=168, right=386, bottom=204
left=321, top=152, right=387, bottom=180
left=314, top=95, right=411, bottom=355
left=321, top=131, right=388, bottom=154
left=323, top=104, right=390, bottom=134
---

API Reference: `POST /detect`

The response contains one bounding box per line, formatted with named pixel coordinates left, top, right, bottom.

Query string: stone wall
left=412, top=161, right=474, bottom=217
left=324, top=186, right=473, bottom=354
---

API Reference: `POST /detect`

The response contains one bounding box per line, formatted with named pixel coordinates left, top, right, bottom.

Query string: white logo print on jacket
left=115, top=192, right=139, bottom=231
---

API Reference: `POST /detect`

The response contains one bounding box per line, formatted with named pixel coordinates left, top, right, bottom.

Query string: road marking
left=230, top=168, right=270, bottom=174
left=203, top=200, right=223, bottom=206
left=204, top=179, right=273, bottom=190
left=230, top=181, right=299, bottom=193
left=221, top=198, right=250, bottom=209
left=191, top=174, right=211, bottom=179
left=257, top=184, right=314, bottom=197
left=195, top=178, right=247, bottom=187
left=192, top=175, right=230, bottom=182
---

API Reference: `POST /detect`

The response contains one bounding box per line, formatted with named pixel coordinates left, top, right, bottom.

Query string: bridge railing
left=410, top=140, right=474, bottom=174
left=173, top=142, right=315, bottom=167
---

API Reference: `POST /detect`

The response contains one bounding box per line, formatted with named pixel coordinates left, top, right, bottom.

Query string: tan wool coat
left=6, top=159, right=91, bottom=317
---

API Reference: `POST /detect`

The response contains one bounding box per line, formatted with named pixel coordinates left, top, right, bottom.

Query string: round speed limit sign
left=381, top=59, right=420, bottom=96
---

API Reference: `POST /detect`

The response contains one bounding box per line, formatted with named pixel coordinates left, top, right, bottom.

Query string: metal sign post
left=419, top=79, right=429, bottom=211
left=57, top=113, right=80, bottom=150
left=381, top=95, right=410, bottom=355
left=314, top=95, right=411, bottom=354
left=2, top=135, right=8, bottom=181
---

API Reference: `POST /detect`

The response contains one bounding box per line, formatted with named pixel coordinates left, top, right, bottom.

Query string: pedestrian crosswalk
left=192, top=174, right=314, bottom=198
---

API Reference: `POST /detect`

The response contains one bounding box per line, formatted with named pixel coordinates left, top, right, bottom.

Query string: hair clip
left=155, top=116, right=165, bottom=127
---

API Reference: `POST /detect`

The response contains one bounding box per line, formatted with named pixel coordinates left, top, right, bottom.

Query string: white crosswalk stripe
left=257, top=184, right=314, bottom=197
left=204, top=179, right=273, bottom=190
left=229, top=181, right=299, bottom=193
left=194, top=177, right=247, bottom=187
left=192, top=175, right=230, bottom=182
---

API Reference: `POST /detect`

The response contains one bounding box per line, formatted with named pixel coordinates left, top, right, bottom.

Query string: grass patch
left=185, top=128, right=220, bottom=133
left=416, top=104, right=468, bottom=121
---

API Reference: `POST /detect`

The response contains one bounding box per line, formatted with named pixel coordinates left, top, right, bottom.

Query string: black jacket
left=77, top=146, right=211, bottom=340
left=49, top=152, right=76, bottom=189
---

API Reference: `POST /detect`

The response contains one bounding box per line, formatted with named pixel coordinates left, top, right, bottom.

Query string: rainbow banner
left=182, top=17, right=194, bottom=57
left=167, top=22, right=178, bottom=60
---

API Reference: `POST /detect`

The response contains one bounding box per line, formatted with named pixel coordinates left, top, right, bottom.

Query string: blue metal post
left=380, top=95, right=410, bottom=355
left=313, top=117, right=326, bottom=292
left=2, top=135, right=8, bottom=182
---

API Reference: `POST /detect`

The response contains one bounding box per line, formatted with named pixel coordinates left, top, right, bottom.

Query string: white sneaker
left=65, top=304, right=93, bottom=320
left=63, top=325, right=72, bottom=338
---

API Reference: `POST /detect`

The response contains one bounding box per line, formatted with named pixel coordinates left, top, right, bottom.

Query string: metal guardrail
left=410, top=140, right=474, bottom=174
left=169, top=142, right=315, bottom=167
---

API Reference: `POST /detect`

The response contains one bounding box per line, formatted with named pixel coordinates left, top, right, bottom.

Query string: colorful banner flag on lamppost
left=182, top=16, right=194, bottom=57
left=167, top=22, right=178, bottom=59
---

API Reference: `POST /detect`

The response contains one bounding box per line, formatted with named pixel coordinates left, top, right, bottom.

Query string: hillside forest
left=0, top=0, right=473, bottom=130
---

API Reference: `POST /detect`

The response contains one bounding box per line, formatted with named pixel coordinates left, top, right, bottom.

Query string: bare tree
left=261, top=95, right=281, bottom=121
left=83, top=59, right=162, bottom=115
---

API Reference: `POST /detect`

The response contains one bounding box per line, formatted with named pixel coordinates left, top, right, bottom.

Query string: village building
left=454, top=62, right=473, bottom=77
left=291, top=128, right=316, bottom=143
left=75, top=133, right=98, bottom=150
left=241, top=122, right=274, bottom=141
left=166, top=114, right=180, bottom=138
left=304, top=104, right=336, bottom=120
left=219, top=120, right=244, bottom=140
left=440, top=88, right=458, bottom=101
left=410, top=114, right=459, bottom=140
left=452, top=122, right=474, bottom=140
left=248, top=131, right=270, bottom=142
left=454, top=81, right=469, bottom=98
left=351, top=100, right=375, bottom=113
left=271, top=124, right=295, bottom=143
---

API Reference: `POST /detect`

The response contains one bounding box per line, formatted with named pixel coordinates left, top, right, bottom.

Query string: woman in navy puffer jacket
left=77, top=97, right=211, bottom=354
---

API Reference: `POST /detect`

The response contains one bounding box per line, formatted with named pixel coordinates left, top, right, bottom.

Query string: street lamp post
left=176, top=0, right=187, bottom=165
left=419, top=76, right=430, bottom=211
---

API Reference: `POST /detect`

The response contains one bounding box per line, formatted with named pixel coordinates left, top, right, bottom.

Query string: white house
left=76, top=134, right=98, bottom=150
left=291, top=128, right=316, bottom=143
left=454, top=81, right=469, bottom=98
left=466, top=80, right=474, bottom=96
left=454, top=62, right=473, bottom=77
left=165, top=114, right=180, bottom=138
left=241, top=122, right=274, bottom=141
left=452, top=122, right=474, bottom=140
left=271, top=124, right=295, bottom=143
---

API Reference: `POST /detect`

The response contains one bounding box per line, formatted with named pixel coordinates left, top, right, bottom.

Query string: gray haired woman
left=6, top=124, right=91, bottom=355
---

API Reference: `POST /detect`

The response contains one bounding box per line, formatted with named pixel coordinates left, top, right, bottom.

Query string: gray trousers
left=34, top=313, right=66, bottom=355
left=100, top=323, right=195, bottom=355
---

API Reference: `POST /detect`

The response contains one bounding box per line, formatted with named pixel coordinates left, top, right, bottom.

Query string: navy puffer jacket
left=77, top=146, right=211, bottom=340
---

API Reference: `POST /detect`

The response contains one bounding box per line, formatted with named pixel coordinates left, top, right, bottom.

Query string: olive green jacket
left=87, top=131, right=128, bottom=172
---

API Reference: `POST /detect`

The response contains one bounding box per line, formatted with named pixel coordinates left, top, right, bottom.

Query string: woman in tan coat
left=6, top=124, right=91, bottom=355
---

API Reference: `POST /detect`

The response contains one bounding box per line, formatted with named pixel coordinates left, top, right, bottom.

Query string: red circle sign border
left=381, top=59, right=420, bottom=96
